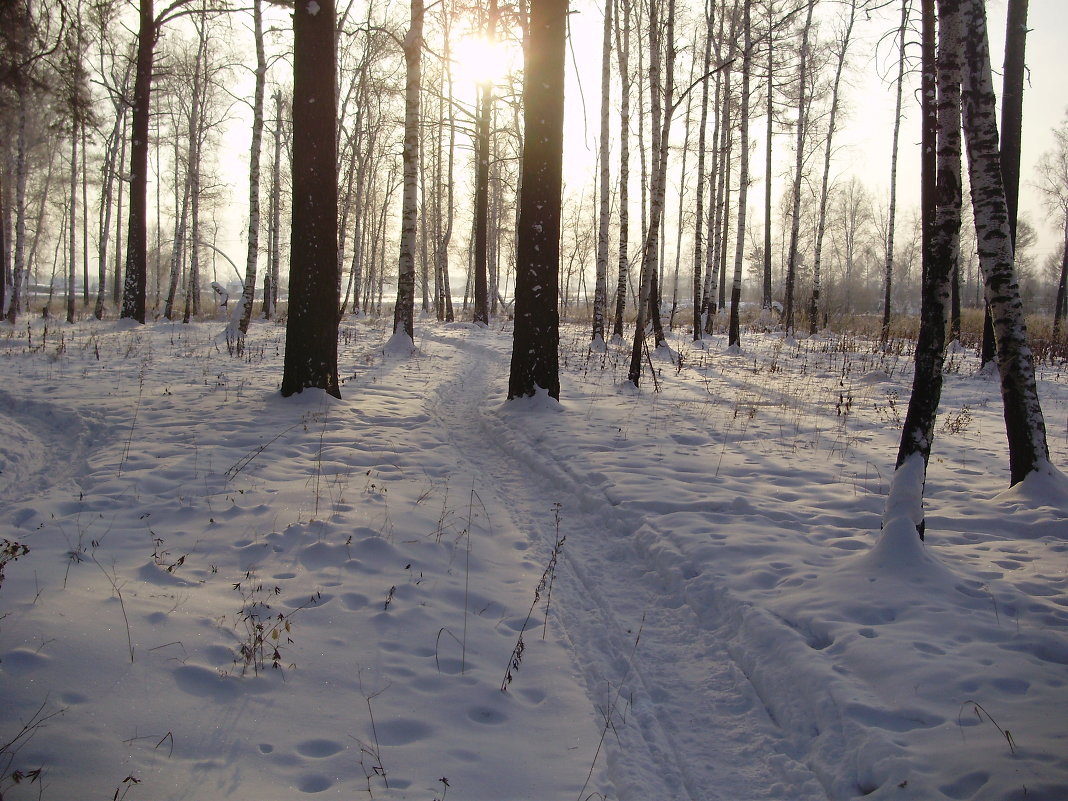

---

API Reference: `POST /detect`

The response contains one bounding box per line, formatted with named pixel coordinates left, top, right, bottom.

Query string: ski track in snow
left=0, top=390, right=102, bottom=507
left=424, top=327, right=826, bottom=800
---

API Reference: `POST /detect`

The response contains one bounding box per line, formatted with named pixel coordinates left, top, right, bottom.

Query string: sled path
left=425, top=328, right=827, bottom=801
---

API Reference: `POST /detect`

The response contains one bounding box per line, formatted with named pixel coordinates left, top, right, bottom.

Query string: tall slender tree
left=472, top=0, right=498, bottom=326
left=393, top=0, right=422, bottom=344
left=979, top=0, right=1028, bottom=365
left=1035, top=114, right=1068, bottom=340
left=281, top=0, right=340, bottom=398
left=809, top=0, right=857, bottom=334
left=232, top=0, right=267, bottom=337
left=611, top=0, right=632, bottom=340
left=592, top=0, right=612, bottom=347
left=782, top=0, right=814, bottom=336
left=120, top=0, right=215, bottom=323
left=879, top=0, right=909, bottom=344
left=727, top=0, right=752, bottom=349
left=959, top=0, right=1050, bottom=485
left=508, top=0, right=567, bottom=400
left=886, top=0, right=955, bottom=538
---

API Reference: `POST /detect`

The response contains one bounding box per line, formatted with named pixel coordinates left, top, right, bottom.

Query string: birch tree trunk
left=232, top=0, right=267, bottom=336
left=887, top=0, right=955, bottom=538
left=67, top=123, right=78, bottom=323
left=393, top=0, right=422, bottom=343
left=879, top=0, right=908, bottom=344
left=762, top=0, right=775, bottom=313
left=112, top=113, right=127, bottom=308
left=627, top=0, right=676, bottom=385
left=592, top=0, right=612, bottom=347
left=691, top=0, right=713, bottom=341
left=782, top=0, right=814, bottom=336
left=809, top=0, right=857, bottom=335
left=6, top=86, right=29, bottom=323
left=959, top=0, right=1051, bottom=485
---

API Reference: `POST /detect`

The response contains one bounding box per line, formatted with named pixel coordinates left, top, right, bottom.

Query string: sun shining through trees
left=450, top=33, right=519, bottom=92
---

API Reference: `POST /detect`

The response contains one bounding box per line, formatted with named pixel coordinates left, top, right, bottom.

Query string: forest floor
left=1, top=314, right=1067, bottom=801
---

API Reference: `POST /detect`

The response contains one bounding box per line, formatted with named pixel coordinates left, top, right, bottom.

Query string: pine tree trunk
left=727, top=0, right=751, bottom=349
left=121, top=0, right=154, bottom=323
left=1052, top=217, right=1067, bottom=339
left=265, top=90, right=283, bottom=320
left=762, top=0, right=774, bottom=312
left=508, top=0, right=567, bottom=400
left=472, top=0, right=497, bottom=326
left=959, top=0, right=1050, bottom=485
left=612, top=0, right=632, bottom=340
left=281, top=0, right=340, bottom=398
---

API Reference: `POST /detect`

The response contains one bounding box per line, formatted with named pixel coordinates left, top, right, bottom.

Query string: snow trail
left=424, top=327, right=826, bottom=800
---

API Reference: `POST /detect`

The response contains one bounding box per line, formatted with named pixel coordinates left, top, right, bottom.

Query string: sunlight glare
left=451, top=35, right=517, bottom=90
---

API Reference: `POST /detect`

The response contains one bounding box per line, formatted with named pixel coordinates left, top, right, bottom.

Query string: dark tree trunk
left=120, top=0, right=154, bottom=323
left=281, top=0, right=340, bottom=399
left=1053, top=219, right=1067, bottom=340
left=508, top=0, right=567, bottom=400
left=612, top=0, right=632, bottom=340
left=472, top=0, right=497, bottom=326
left=890, top=0, right=958, bottom=537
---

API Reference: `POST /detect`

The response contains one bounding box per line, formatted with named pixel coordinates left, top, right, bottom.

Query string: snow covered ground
left=0, top=316, right=1066, bottom=801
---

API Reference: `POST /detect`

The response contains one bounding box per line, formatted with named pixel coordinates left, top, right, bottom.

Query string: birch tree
left=121, top=0, right=221, bottom=324
left=231, top=0, right=267, bottom=337
left=808, top=0, right=857, bottom=334
left=591, top=0, right=612, bottom=347
left=959, top=0, right=1052, bottom=486
left=878, top=0, right=908, bottom=344
left=392, top=0, right=422, bottom=345
left=1035, top=114, right=1068, bottom=340
left=782, top=0, right=814, bottom=336
left=627, top=0, right=676, bottom=385
left=886, top=0, right=954, bottom=538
